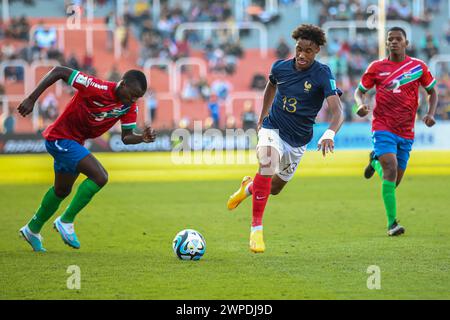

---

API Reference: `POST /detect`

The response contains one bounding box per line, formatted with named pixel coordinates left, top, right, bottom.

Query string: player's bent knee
left=54, top=187, right=71, bottom=198
left=92, top=172, right=108, bottom=188
left=257, top=152, right=279, bottom=177
left=258, top=161, right=278, bottom=176
left=270, top=187, right=282, bottom=195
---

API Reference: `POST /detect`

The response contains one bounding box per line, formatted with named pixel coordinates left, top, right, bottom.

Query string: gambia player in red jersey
left=354, top=27, right=438, bottom=236
left=17, top=66, right=156, bottom=251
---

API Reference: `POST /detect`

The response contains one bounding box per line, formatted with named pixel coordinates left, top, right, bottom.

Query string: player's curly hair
left=291, top=24, right=327, bottom=46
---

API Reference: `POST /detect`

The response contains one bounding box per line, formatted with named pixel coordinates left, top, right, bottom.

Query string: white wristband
left=318, top=129, right=335, bottom=144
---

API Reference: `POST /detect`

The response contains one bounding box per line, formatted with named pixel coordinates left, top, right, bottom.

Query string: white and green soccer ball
left=172, top=229, right=206, bottom=261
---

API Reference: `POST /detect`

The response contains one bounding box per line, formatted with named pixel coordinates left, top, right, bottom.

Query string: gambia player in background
left=227, top=24, right=344, bottom=253
left=354, top=27, right=438, bottom=236
left=17, top=66, right=156, bottom=252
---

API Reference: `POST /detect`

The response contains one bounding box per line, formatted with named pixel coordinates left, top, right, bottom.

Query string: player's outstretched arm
left=17, top=66, right=74, bottom=117
left=317, top=94, right=344, bottom=157
left=423, top=87, right=438, bottom=127
left=257, top=81, right=277, bottom=131
left=354, top=87, right=370, bottom=117
left=121, top=125, right=156, bottom=145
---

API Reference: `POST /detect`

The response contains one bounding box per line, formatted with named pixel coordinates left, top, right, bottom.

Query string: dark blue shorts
left=45, top=139, right=90, bottom=174
left=372, top=131, right=414, bottom=170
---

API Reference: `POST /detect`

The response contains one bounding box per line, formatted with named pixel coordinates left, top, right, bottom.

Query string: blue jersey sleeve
left=318, top=65, right=341, bottom=98
left=268, top=60, right=284, bottom=85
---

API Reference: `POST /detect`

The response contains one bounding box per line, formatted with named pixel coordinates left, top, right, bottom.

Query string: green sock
left=371, top=159, right=383, bottom=179
left=382, top=180, right=397, bottom=228
left=28, top=187, right=64, bottom=233
left=60, top=179, right=102, bottom=223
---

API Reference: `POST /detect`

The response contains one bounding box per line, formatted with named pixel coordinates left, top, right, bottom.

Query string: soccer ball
left=172, top=229, right=206, bottom=260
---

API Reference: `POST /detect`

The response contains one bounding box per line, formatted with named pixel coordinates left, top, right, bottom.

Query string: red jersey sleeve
left=358, top=61, right=378, bottom=93
left=419, top=62, right=437, bottom=92
left=67, top=70, right=112, bottom=97
left=120, top=103, right=138, bottom=130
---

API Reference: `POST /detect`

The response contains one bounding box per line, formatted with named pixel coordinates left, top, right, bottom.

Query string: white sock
left=251, top=225, right=263, bottom=232
left=25, top=225, right=39, bottom=236
left=58, top=218, right=75, bottom=233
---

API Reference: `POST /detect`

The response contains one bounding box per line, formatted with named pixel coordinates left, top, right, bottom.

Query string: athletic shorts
left=372, top=130, right=414, bottom=170
left=256, top=128, right=307, bottom=181
left=45, top=139, right=90, bottom=174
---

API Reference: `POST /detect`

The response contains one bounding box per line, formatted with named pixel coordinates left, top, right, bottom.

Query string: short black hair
left=122, top=69, right=147, bottom=92
left=387, top=27, right=407, bottom=39
left=291, top=24, right=327, bottom=46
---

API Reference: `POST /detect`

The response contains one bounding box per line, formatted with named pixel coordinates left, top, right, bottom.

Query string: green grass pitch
left=0, top=151, right=449, bottom=299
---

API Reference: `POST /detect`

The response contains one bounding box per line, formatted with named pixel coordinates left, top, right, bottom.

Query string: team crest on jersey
left=75, top=74, right=89, bottom=87
left=304, top=81, right=312, bottom=93
left=91, top=106, right=130, bottom=121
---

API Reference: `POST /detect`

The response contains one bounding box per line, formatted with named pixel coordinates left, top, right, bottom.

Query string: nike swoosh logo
left=256, top=196, right=266, bottom=200
left=277, top=81, right=287, bottom=85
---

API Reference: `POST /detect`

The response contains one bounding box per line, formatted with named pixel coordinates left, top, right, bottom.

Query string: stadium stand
left=0, top=0, right=449, bottom=134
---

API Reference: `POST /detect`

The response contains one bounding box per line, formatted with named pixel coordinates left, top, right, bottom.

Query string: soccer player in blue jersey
left=227, top=24, right=345, bottom=253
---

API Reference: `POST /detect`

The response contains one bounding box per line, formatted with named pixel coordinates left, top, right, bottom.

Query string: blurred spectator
left=421, top=32, right=439, bottom=60
left=116, top=18, right=129, bottom=55
left=134, top=0, right=151, bottom=24
left=207, top=94, right=220, bottom=128
left=107, top=65, right=121, bottom=82
left=182, top=76, right=200, bottom=100
left=250, top=73, right=266, bottom=91
left=138, top=28, right=162, bottom=66
left=1, top=107, right=16, bottom=134
left=426, top=0, right=441, bottom=13
left=66, top=52, right=80, bottom=70
left=209, top=47, right=226, bottom=73
left=175, top=35, right=191, bottom=60
left=4, top=66, right=25, bottom=82
left=1, top=41, right=16, bottom=60
left=226, top=114, right=236, bottom=129
left=445, top=21, right=450, bottom=45
left=105, top=11, right=116, bottom=51
left=40, top=93, right=58, bottom=118
left=33, top=23, right=57, bottom=50
left=211, top=75, right=232, bottom=100
left=196, top=78, right=211, bottom=101
left=276, top=37, right=291, bottom=60
left=145, top=90, right=158, bottom=123
left=82, top=53, right=96, bottom=75
left=38, top=92, right=58, bottom=131
left=47, top=47, right=65, bottom=64
left=241, top=100, right=258, bottom=130
left=223, top=39, right=243, bottom=75
left=246, top=2, right=280, bottom=24
left=5, top=16, right=30, bottom=40
left=389, top=0, right=412, bottom=21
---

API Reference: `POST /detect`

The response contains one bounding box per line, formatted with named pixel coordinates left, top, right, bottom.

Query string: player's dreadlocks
left=291, top=24, right=327, bottom=47
left=122, top=69, right=148, bottom=92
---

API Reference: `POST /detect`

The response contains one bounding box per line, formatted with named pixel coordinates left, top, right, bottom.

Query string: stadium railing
left=143, top=58, right=176, bottom=93
left=30, top=60, right=63, bottom=97
left=174, top=21, right=268, bottom=58
left=429, top=54, right=450, bottom=78
left=144, top=92, right=180, bottom=127
left=322, top=20, right=413, bottom=43
left=28, top=24, right=122, bottom=60
left=0, top=59, right=30, bottom=95
left=173, top=57, right=208, bottom=93
left=225, top=91, right=264, bottom=116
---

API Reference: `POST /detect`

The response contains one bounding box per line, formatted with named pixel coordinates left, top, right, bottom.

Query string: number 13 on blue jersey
left=282, top=96, right=297, bottom=113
